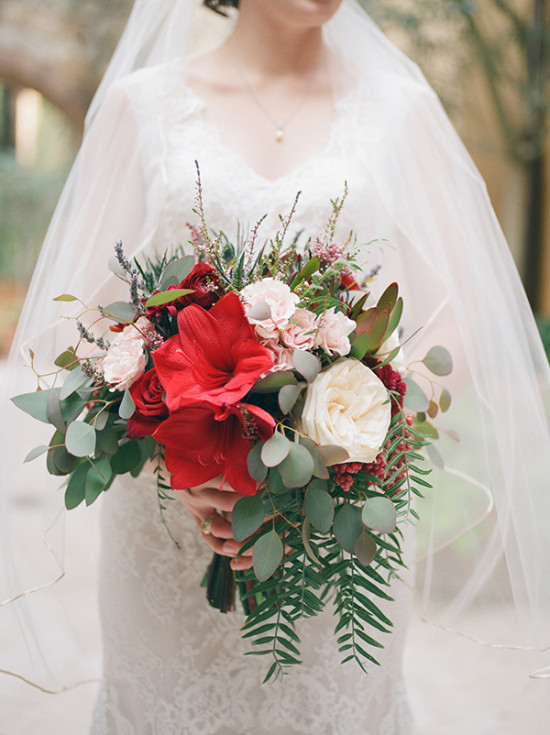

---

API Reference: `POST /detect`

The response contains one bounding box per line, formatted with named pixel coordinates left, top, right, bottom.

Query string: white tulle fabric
left=1, top=0, right=550, bottom=730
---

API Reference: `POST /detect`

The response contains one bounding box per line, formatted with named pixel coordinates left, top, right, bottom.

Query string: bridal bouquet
left=13, top=179, right=452, bottom=680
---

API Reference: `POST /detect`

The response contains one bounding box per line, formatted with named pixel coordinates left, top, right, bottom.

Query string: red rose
left=154, top=292, right=273, bottom=411
left=177, top=263, right=220, bottom=310
left=146, top=263, right=220, bottom=318
left=127, top=368, right=169, bottom=438
left=153, top=401, right=275, bottom=495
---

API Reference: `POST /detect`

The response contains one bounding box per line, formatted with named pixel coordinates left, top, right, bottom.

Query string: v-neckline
left=179, top=74, right=353, bottom=187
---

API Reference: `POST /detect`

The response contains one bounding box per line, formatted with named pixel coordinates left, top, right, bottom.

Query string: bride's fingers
left=230, top=555, right=254, bottom=571
left=174, top=487, right=240, bottom=514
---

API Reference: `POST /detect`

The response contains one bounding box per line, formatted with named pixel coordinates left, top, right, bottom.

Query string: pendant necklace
left=230, top=49, right=324, bottom=143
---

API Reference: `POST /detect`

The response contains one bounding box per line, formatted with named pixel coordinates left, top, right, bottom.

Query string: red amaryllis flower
left=146, top=263, right=220, bottom=318
left=153, top=401, right=275, bottom=495
left=127, top=368, right=169, bottom=438
left=154, top=292, right=273, bottom=411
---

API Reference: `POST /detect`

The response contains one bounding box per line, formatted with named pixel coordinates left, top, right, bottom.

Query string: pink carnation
left=315, top=307, right=355, bottom=357
left=100, top=321, right=148, bottom=391
left=281, top=308, right=318, bottom=351
left=241, top=278, right=299, bottom=339
left=260, top=338, right=294, bottom=374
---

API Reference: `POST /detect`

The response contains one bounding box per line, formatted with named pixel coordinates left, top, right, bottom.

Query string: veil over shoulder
left=1, top=0, right=549, bottom=728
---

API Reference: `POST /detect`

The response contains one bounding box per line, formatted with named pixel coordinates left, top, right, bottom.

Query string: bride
left=1, top=0, right=549, bottom=733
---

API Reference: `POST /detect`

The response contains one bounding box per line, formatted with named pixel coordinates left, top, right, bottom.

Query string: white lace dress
left=90, top=61, right=414, bottom=735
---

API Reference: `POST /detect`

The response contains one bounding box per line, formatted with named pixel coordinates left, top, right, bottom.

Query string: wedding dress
left=2, top=2, right=550, bottom=732
left=89, top=65, right=415, bottom=734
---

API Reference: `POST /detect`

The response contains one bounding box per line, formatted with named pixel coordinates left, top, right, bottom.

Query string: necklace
left=229, top=50, right=324, bottom=143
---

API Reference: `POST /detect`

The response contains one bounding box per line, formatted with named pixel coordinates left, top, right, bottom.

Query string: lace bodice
left=90, top=60, right=414, bottom=735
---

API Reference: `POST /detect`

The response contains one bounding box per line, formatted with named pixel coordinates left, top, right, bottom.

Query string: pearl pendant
left=275, top=127, right=284, bottom=143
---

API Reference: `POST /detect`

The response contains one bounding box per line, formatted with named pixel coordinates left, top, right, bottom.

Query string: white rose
left=315, top=307, right=356, bottom=357
left=101, top=324, right=146, bottom=390
left=241, top=277, right=299, bottom=338
left=301, top=359, right=391, bottom=463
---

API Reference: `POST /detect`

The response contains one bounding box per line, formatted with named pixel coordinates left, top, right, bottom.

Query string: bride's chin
left=244, top=0, right=343, bottom=27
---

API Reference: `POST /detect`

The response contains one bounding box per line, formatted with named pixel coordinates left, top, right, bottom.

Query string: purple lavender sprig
left=114, top=241, right=144, bottom=309
left=77, top=321, right=110, bottom=351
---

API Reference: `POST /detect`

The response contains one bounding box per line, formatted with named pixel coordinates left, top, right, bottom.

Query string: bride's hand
left=173, top=479, right=255, bottom=571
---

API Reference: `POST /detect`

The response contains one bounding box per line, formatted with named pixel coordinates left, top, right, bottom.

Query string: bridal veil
left=1, top=0, right=549, bottom=724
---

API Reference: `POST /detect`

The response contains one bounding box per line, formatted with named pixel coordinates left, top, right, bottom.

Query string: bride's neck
left=227, top=14, right=325, bottom=77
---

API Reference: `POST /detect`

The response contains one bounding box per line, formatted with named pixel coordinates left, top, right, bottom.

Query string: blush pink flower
left=280, top=308, right=318, bottom=351
left=241, top=277, right=299, bottom=339
left=315, top=307, right=356, bottom=357
left=100, top=319, right=150, bottom=390
left=261, top=338, right=294, bottom=374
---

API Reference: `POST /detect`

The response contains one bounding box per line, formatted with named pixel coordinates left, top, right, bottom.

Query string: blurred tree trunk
left=0, top=0, right=132, bottom=136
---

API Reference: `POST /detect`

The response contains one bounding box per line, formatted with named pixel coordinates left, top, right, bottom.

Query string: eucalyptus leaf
left=60, top=366, right=90, bottom=400
left=301, top=518, right=321, bottom=564
left=47, top=445, right=65, bottom=477
left=278, top=384, right=302, bottom=414
left=252, top=371, right=297, bottom=394
left=111, top=440, right=142, bottom=474
left=261, top=432, right=291, bottom=467
left=403, top=376, right=430, bottom=412
left=278, top=443, right=315, bottom=488
left=303, top=487, right=334, bottom=533
left=333, top=503, right=363, bottom=553
left=318, top=444, right=349, bottom=466
left=65, top=462, right=88, bottom=509
left=293, top=349, right=321, bottom=383
left=253, top=530, right=284, bottom=582
left=54, top=349, right=78, bottom=370
left=266, top=467, right=288, bottom=494
left=12, top=390, right=53, bottom=423
left=53, top=294, right=78, bottom=302
left=246, top=301, right=272, bottom=321
left=119, top=389, right=136, bottom=420
left=440, top=388, right=452, bottom=413
left=362, top=496, right=397, bottom=534
left=299, top=436, right=329, bottom=479
left=86, top=456, right=112, bottom=506
left=65, top=421, right=96, bottom=458
left=160, top=255, right=194, bottom=287
left=427, top=400, right=439, bottom=419
left=93, top=410, right=110, bottom=431
left=308, top=478, right=329, bottom=492
left=102, top=301, right=137, bottom=323
left=247, top=441, right=268, bottom=482
left=53, top=445, right=78, bottom=474
left=427, top=444, right=444, bottom=470
left=144, top=289, right=195, bottom=308
left=61, top=393, right=88, bottom=423
left=415, top=421, right=439, bottom=440
left=46, top=389, right=66, bottom=432
left=232, top=494, right=265, bottom=542
left=24, top=445, right=49, bottom=463
left=422, top=346, right=453, bottom=376
left=95, top=426, right=119, bottom=456
left=354, top=531, right=378, bottom=567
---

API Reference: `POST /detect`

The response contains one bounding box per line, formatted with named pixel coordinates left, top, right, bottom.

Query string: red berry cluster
left=373, top=363, right=406, bottom=416
left=333, top=416, right=414, bottom=494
